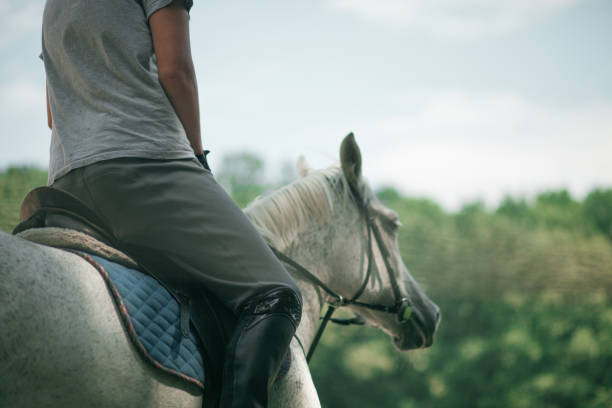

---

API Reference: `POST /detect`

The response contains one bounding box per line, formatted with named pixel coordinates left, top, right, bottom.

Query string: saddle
left=13, top=186, right=236, bottom=408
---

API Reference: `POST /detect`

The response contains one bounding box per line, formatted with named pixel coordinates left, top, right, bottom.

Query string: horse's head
left=315, top=134, right=441, bottom=350
left=248, top=133, right=440, bottom=352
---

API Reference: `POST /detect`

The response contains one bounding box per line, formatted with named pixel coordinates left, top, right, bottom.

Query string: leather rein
left=269, top=182, right=414, bottom=363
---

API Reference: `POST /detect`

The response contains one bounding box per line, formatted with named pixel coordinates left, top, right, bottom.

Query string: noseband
left=268, top=180, right=414, bottom=362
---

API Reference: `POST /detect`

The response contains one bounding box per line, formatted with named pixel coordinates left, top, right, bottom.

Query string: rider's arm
left=150, top=0, right=203, bottom=155
left=46, top=84, right=52, bottom=130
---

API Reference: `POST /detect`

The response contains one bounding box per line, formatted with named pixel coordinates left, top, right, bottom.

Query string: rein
left=269, top=181, right=414, bottom=363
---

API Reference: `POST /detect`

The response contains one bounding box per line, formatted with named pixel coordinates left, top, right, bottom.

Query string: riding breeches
left=51, top=156, right=301, bottom=313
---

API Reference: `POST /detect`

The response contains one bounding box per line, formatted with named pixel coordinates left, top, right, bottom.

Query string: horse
left=0, top=134, right=440, bottom=407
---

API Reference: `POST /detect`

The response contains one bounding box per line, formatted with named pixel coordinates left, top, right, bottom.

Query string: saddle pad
left=75, top=251, right=205, bottom=389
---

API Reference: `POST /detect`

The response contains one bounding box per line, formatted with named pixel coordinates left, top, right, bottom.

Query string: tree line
left=1, top=155, right=611, bottom=407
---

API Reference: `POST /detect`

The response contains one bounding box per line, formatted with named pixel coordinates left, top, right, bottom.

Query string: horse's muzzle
left=393, top=304, right=440, bottom=350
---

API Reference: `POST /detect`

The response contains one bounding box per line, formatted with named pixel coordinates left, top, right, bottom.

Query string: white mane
left=244, top=165, right=356, bottom=251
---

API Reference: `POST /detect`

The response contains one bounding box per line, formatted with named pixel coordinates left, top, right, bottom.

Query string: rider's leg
left=52, top=157, right=303, bottom=407
left=220, top=288, right=301, bottom=408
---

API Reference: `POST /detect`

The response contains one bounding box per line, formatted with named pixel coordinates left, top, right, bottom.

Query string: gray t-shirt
left=42, top=0, right=195, bottom=185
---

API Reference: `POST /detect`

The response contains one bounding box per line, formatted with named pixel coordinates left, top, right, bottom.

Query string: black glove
left=196, top=150, right=211, bottom=171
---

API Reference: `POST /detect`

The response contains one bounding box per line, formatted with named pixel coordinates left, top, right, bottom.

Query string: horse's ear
left=297, top=155, right=312, bottom=178
left=340, top=132, right=362, bottom=187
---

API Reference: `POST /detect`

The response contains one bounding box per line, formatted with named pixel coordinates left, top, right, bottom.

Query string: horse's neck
left=244, top=172, right=365, bottom=357
left=279, top=237, right=331, bottom=355
left=277, top=207, right=364, bottom=356
left=292, top=279, right=324, bottom=356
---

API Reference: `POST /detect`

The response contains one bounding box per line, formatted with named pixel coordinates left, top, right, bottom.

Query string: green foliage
left=216, top=151, right=267, bottom=208
left=584, top=188, right=612, bottom=241
left=311, top=187, right=612, bottom=408
left=0, top=166, right=47, bottom=232
left=496, top=189, right=589, bottom=234
left=497, top=195, right=530, bottom=219
left=215, top=151, right=297, bottom=208
left=532, top=190, right=586, bottom=232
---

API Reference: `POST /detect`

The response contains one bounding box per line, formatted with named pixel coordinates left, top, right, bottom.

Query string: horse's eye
left=370, top=204, right=401, bottom=232
left=386, top=217, right=401, bottom=232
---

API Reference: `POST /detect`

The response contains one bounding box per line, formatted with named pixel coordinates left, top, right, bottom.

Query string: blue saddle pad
left=76, top=252, right=205, bottom=389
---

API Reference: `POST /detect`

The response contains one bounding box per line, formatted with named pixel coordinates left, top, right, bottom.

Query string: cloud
left=0, top=79, right=48, bottom=167
left=0, top=80, right=44, bottom=115
left=356, top=91, right=612, bottom=210
left=326, top=0, right=583, bottom=39
left=0, top=1, right=44, bottom=50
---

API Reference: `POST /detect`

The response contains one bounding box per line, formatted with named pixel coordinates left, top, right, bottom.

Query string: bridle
left=268, top=179, right=415, bottom=363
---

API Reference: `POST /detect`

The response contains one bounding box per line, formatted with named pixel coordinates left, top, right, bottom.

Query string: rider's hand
left=196, top=150, right=211, bottom=171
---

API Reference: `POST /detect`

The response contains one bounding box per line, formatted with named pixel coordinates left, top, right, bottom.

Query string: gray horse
left=0, top=135, right=440, bottom=407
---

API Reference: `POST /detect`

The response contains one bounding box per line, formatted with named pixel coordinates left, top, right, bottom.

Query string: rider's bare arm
left=150, top=0, right=203, bottom=155
left=46, top=84, right=52, bottom=130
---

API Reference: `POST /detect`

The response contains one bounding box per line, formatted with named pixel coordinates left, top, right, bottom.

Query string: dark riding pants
left=52, top=157, right=300, bottom=313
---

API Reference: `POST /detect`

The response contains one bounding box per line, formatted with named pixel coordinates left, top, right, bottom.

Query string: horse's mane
left=244, top=165, right=358, bottom=251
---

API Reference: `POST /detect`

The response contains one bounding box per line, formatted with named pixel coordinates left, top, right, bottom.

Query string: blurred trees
left=1, top=162, right=611, bottom=407
left=311, top=187, right=612, bottom=408
left=214, top=151, right=298, bottom=207
left=584, top=189, right=612, bottom=241
left=216, top=151, right=267, bottom=208
left=0, top=166, right=47, bottom=232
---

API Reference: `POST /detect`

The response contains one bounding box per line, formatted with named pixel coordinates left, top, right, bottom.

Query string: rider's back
left=41, top=0, right=194, bottom=185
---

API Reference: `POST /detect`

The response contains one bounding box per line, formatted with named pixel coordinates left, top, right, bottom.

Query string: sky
left=1, top=0, right=611, bottom=210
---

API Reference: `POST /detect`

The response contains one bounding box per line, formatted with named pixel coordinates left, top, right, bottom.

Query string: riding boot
left=219, top=288, right=302, bottom=408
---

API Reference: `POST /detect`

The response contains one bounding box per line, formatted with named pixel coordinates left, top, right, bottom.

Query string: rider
left=40, top=0, right=302, bottom=407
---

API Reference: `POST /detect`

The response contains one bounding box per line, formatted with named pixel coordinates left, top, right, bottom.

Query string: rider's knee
left=243, top=287, right=302, bottom=328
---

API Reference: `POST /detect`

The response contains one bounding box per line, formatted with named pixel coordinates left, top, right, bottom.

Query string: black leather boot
left=219, top=288, right=302, bottom=408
